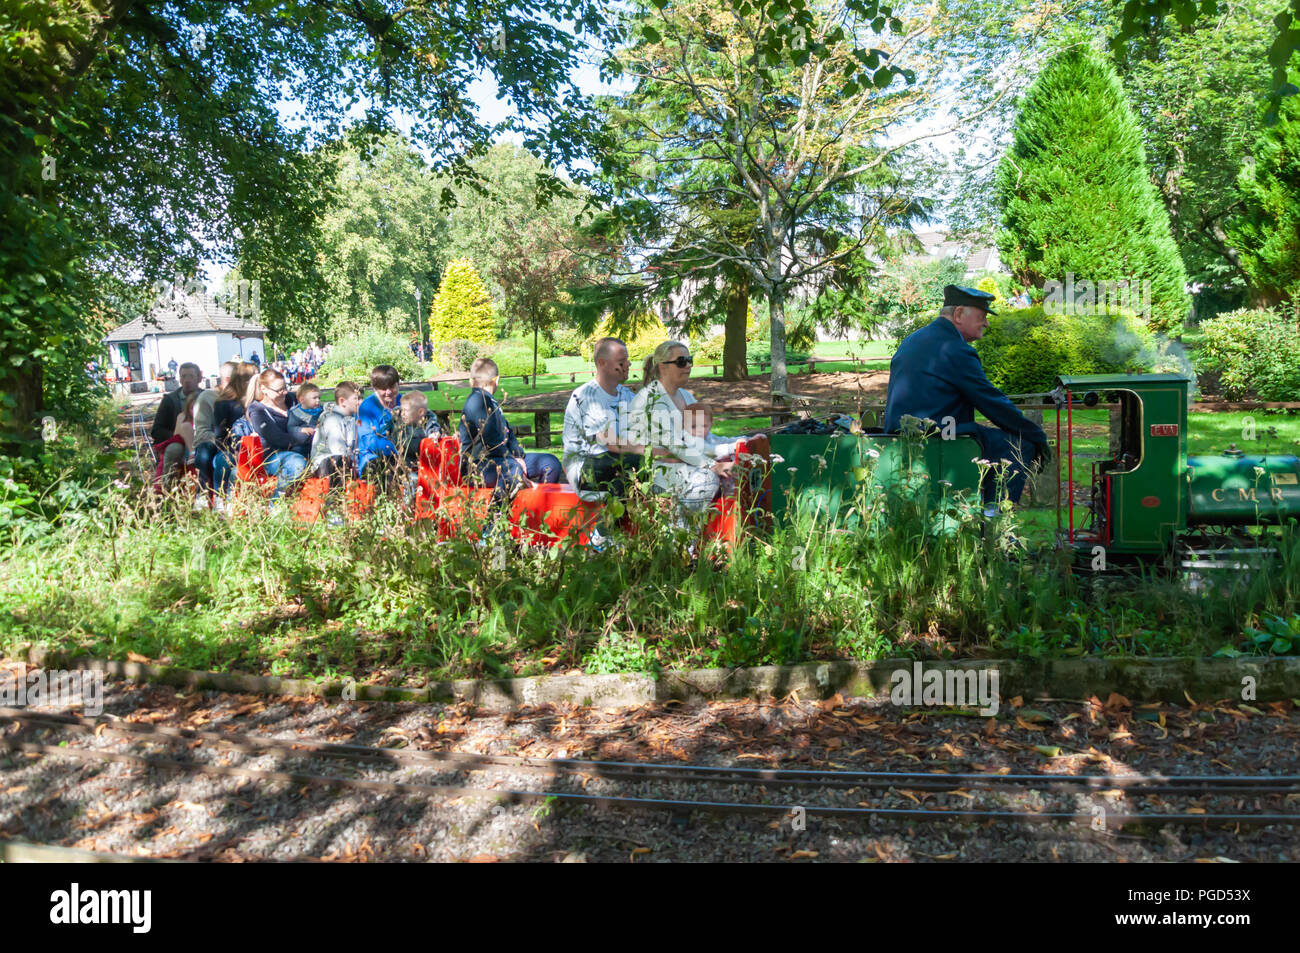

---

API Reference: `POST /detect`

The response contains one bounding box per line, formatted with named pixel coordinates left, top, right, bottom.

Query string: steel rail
left=7, top=707, right=1300, bottom=800
left=4, top=709, right=1299, bottom=796
left=6, top=738, right=1299, bottom=828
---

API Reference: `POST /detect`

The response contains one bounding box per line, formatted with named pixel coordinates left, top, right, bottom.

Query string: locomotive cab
left=1054, top=373, right=1192, bottom=560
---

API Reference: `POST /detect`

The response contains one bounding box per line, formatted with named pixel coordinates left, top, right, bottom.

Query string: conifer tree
left=996, top=48, right=1190, bottom=334
left=428, top=259, right=496, bottom=348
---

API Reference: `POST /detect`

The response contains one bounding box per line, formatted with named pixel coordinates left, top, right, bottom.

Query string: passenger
left=628, top=341, right=735, bottom=512
left=561, top=336, right=644, bottom=499
left=682, top=404, right=735, bottom=496
left=882, top=285, right=1049, bottom=509
left=392, top=390, right=443, bottom=466
left=309, top=381, right=362, bottom=485
left=245, top=369, right=310, bottom=498
left=192, top=361, right=238, bottom=505
left=153, top=392, right=199, bottom=493
left=289, top=381, right=323, bottom=445
left=458, top=357, right=561, bottom=500
left=356, top=364, right=402, bottom=482
left=151, top=361, right=202, bottom=482
left=211, top=363, right=258, bottom=498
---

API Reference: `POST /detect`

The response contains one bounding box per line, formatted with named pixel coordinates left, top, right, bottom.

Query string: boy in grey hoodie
left=309, top=381, right=363, bottom=484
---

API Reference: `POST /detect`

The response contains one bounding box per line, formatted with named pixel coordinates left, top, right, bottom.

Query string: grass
left=4, top=420, right=1298, bottom=687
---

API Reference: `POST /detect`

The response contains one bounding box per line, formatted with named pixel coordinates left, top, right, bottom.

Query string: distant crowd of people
left=149, top=337, right=745, bottom=521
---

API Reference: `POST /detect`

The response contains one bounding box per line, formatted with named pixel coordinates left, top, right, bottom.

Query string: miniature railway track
left=4, top=708, right=1300, bottom=827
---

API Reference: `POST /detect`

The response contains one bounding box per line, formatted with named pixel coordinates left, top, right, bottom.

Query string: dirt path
left=3, top=674, right=1295, bottom=862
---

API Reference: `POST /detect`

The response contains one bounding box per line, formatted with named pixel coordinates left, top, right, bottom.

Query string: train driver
left=883, top=284, right=1050, bottom=511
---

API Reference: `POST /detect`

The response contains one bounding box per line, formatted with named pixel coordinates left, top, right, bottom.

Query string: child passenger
left=309, top=381, right=362, bottom=485
left=289, top=381, right=323, bottom=445
left=681, top=404, right=736, bottom=496
left=393, top=390, right=443, bottom=466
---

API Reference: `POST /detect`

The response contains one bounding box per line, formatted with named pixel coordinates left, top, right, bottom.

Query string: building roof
left=104, top=294, right=267, bottom=343
left=912, top=229, right=1001, bottom=274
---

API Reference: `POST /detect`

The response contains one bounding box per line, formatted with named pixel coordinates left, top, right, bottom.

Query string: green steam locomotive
left=763, top=373, right=1299, bottom=567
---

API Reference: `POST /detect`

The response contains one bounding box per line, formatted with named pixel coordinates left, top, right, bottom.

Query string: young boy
left=392, top=390, right=443, bottom=466
left=458, top=357, right=561, bottom=499
left=309, top=381, right=363, bottom=484
left=357, top=364, right=402, bottom=481
left=289, top=381, right=323, bottom=445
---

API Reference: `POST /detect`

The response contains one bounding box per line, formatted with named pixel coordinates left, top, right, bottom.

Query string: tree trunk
left=2, top=364, right=44, bottom=458
left=722, top=279, right=749, bottom=381
left=532, top=320, right=538, bottom=390
left=769, top=284, right=788, bottom=398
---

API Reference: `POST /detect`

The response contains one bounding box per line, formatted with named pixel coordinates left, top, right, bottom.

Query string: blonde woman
left=191, top=360, right=238, bottom=502
left=211, top=363, right=259, bottom=497
left=244, top=368, right=310, bottom=497
left=627, top=341, right=735, bottom=512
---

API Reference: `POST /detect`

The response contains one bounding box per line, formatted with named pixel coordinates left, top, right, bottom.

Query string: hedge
left=973, top=306, right=1172, bottom=395
left=1196, top=309, right=1300, bottom=401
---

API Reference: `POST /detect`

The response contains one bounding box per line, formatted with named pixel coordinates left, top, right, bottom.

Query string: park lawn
left=811, top=338, right=895, bottom=361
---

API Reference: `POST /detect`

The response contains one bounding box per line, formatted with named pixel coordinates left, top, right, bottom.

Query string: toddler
left=289, top=381, right=323, bottom=445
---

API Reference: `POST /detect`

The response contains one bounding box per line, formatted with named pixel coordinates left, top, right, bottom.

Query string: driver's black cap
left=943, top=284, right=998, bottom=315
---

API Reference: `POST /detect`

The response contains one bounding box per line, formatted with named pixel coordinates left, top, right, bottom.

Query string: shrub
left=693, top=335, right=809, bottom=370
left=747, top=346, right=810, bottom=368
left=436, top=339, right=481, bottom=374
left=694, top=333, right=727, bottom=364
left=504, top=334, right=558, bottom=359
left=1197, top=309, right=1300, bottom=400
left=491, top=341, right=547, bottom=378
left=973, top=305, right=1173, bottom=395
left=317, top=328, right=420, bottom=386
left=580, top=313, right=669, bottom=363
left=429, top=259, right=496, bottom=347
left=548, top=326, right=585, bottom=355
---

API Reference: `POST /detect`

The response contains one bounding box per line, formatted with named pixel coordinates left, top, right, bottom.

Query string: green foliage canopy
left=1228, top=71, right=1300, bottom=306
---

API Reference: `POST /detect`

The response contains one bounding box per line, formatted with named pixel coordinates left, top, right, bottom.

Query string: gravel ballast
left=2, top=673, right=1298, bottom=862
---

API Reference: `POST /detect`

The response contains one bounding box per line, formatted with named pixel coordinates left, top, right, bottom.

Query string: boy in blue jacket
left=356, top=364, right=402, bottom=480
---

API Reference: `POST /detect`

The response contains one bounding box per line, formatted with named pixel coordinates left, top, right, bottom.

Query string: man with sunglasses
left=562, top=337, right=644, bottom=499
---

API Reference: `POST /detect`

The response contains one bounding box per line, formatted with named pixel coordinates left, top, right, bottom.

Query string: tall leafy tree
left=492, top=219, right=601, bottom=385
left=441, top=144, right=590, bottom=309
left=597, top=0, right=1066, bottom=396
left=1229, top=70, right=1300, bottom=306
left=1113, top=0, right=1283, bottom=292
left=1112, top=0, right=1300, bottom=125
left=310, top=133, right=448, bottom=340
left=995, top=47, right=1191, bottom=334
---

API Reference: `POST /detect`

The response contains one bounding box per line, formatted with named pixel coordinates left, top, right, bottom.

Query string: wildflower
left=770, top=454, right=785, bottom=464
left=1253, top=466, right=1266, bottom=478
left=865, top=448, right=881, bottom=459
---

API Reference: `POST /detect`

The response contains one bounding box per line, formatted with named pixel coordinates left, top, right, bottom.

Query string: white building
left=911, top=229, right=1003, bottom=276
left=104, top=293, right=267, bottom=384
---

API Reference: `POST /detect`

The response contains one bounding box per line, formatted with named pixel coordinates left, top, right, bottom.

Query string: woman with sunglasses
left=245, top=368, right=312, bottom=498
left=628, top=341, right=736, bottom=513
